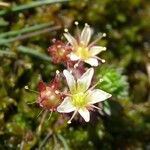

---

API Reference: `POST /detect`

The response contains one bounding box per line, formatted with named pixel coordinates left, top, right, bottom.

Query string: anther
left=99, top=79, right=103, bottom=82
left=68, top=120, right=71, bottom=124
left=102, top=33, right=106, bottom=37
left=101, top=59, right=106, bottom=63
left=24, top=85, right=39, bottom=94
left=24, top=85, right=29, bottom=89
left=64, top=28, right=68, bottom=32
left=74, top=21, right=79, bottom=26
left=56, top=70, right=60, bottom=75
left=67, top=110, right=78, bottom=124
left=55, top=90, right=59, bottom=94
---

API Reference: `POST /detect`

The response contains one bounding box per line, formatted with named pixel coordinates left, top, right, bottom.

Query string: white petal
left=77, top=68, right=94, bottom=91
left=64, top=33, right=77, bottom=47
left=85, top=58, right=98, bottom=66
left=80, top=24, right=92, bottom=46
left=90, top=46, right=106, bottom=56
left=68, top=52, right=79, bottom=61
left=78, top=108, right=90, bottom=122
left=57, top=97, right=76, bottom=113
left=88, top=89, right=112, bottom=104
left=63, top=69, right=76, bottom=92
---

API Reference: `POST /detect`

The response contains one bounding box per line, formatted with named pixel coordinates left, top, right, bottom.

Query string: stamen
left=24, top=86, right=39, bottom=94
left=24, top=85, right=29, bottom=89
left=74, top=21, right=80, bottom=41
left=62, top=92, right=72, bottom=97
left=56, top=70, right=60, bottom=75
left=74, top=60, right=81, bottom=68
left=88, top=78, right=103, bottom=91
left=84, top=77, right=103, bottom=98
left=102, top=33, right=106, bottom=37
left=64, top=28, right=68, bottom=32
left=88, top=33, right=106, bottom=47
left=67, top=110, right=78, bottom=124
left=95, top=56, right=106, bottom=63
left=101, top=59, right=106, bottom=63
left=102, top=60, right=106, bottom=63
left=99, top=78, right=103, bottom=82
left=74, top=21, right=79, bottom=26
left=90, top=105, right=101, bottom=110
left=55, top=90, right=59, bottom=94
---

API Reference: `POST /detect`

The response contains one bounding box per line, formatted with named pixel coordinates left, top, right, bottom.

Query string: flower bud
left=37, top=78, right=62, bottom=111
left=48, top=40, right=72, bottom=64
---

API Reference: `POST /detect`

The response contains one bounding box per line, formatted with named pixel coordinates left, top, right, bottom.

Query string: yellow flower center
left=72, top=92, right=88, bottom=108
left=71, top=84, right=89, bottom=108
left=75, top=46, right=91, bottom=60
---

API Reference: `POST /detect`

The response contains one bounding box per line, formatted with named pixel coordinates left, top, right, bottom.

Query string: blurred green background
left=0, top=0, right=150, bottom=149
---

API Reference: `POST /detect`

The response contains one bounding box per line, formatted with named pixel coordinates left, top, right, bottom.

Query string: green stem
left=38, top=130, right=53, bottom=150
left=0, top=0, right=69, bottom=16
left=57, top=133, right=70, bottom=150
left=0, top=25, right=61, bottom=44
left=0, top=22, right=52, bottom=38
left=17, top=46, right=51, bottom=62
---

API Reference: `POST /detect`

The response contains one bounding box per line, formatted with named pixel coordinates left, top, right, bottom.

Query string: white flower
left=57, top=68, right=111, bottom=123
left=64, top=23, right=106, bottom=66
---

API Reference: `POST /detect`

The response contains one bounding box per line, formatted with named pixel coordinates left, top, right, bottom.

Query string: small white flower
left=64, top=23, right=106, bottom=66
left=57, top=68, right=111, bottom=123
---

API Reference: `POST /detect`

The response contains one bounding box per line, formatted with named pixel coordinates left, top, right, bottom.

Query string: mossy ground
left=0, top=0, right=150, bottom=149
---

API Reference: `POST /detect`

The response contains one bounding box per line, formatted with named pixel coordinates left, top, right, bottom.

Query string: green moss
left=0, top=0, right=149, bottom=149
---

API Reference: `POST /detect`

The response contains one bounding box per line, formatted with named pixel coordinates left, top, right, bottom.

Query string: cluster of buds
left=37, top=22, right=112, bottom=123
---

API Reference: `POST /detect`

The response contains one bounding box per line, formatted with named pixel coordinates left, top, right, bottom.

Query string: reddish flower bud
left=37, top=75, right=62, bottom=111
left=48, top=40, right=72, bottom=64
